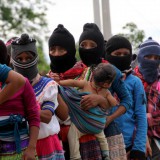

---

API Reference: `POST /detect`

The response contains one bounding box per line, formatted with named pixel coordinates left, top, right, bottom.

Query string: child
left=105, top=35, right=147, bottom=160
left=59, top=63, right=117, bottom=160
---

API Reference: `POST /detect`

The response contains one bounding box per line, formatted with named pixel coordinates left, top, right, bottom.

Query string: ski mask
left=138, top=37, right=160, bottom=83
left=79, top=23, right=105, bottom=66
left=105, top=35, right=132, bottom=71
left=11, top=34, right=38, bottom=81
left=48, top=24, right=76, bottom=73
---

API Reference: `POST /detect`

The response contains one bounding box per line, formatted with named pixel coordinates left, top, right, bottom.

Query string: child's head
left=93, top=63, right=116, bottom=89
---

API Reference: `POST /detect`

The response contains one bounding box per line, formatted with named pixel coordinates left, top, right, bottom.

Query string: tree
left=0, top=0, right=51, bottom=40
left=37, top=40, right=50, bottom=75
left=118, top=22, right=145, bottom=51
left=0, top=0, right=52, bottom=73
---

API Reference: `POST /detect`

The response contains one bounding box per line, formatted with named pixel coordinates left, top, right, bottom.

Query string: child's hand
left=49, top=72, right=60, bottom=82
left=106, top=90, right=111, bottom=98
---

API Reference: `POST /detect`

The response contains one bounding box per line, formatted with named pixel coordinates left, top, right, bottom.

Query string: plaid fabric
left=80, top=139, right=102, bottom=160
left=104, top=122, right=127, bottom=160
left=134, top=66, right=160, bottom=138
left=107, top=134, right=127, bottom=160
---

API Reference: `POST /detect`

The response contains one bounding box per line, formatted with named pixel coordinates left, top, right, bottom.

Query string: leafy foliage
left=118, top=22, right=145, bottom=51
left=0, top=0, right=52, bottom=73
left=0, top=0, right=50, bottom=40
left=37, top=40, right=49, bottom=75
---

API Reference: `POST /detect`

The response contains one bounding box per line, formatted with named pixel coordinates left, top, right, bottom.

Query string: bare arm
left=56, top=94, right=69, bottom=121
left=146, top=136, right=152, bottom=157
left=105, top=106, right=126, bottom=127
left=40, top=110, right=52, bottom=124
left=106, top=90, right=117, bottom=107
left=59, top=79, right=86, bottom=89
left=0, top=70, right=25, bottom=104
left=23, top=126, right=39, bottom=160
left=81, top=94, right=111, bottom=110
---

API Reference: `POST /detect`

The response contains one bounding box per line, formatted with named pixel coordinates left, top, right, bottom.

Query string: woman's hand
left=80, top=94, right=109, bottom=110
left=146, top=137, right=152, bottom=158
left=22, top=146, right=36, bottom=160
left=105, top=115, right=113, bottom=127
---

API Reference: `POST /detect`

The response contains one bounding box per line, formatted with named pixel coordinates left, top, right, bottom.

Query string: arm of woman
left=106, top=90, right=117, bottom=107
left=107, top=66, right=132, bottom=124
left=56, top=94, right=69, bottom=121
left=40, top=110, right=52, bottom=124
left=105, top=106, right=126, bottom=127
left=130, top=78, right=148, bottom=159
left=40, top=80, right=59, bottom=123
left=22, top=79, right=40, bottom=160
left=23, top=79, right=40, bottom=127
left=23, top=126, right=39, bottom=160
left=0, top=66, right=25, bottom=104
left=81, top=94, right=111, bottom=110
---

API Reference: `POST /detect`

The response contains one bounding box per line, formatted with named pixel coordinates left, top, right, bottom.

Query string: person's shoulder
left=40, top=76, right=55, bottom=83
left=128, top=74, right=144, bottom=89
left=41, top=76, right=58, bottom=86
left=0, top=64, right=11, bottom=73
left=128, top=73, right=141, bottom=81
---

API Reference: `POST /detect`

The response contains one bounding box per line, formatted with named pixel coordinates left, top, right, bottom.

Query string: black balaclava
left=11, top=34, right=38, bottom=81
left=48, top=24, right=76, bottom=73
left=79, top=23, right=105, bottom=66
left=105, top=35, right=132, bottom=71
left=138, top=37, right=160, bottom=83
left=0, top=40, right=10, bottom=65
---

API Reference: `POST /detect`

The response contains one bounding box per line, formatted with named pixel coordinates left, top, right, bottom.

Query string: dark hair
left=0, top=40, right=10, bottom=65
left=93, top=63, right=116, bottom=84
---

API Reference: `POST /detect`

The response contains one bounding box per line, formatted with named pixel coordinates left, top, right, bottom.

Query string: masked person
left=47, top=24, right=86, bottom=159
left=11, top=33, right=65, bottom=160
left=105, top=35, right=147, bottom=160
left=48, top=23, right=131, bottom=160
left=134, top=37, right=160, bottom=160
left=75, top=23, right=131, bottom=160
left=0, top=39, right=40, bottom=160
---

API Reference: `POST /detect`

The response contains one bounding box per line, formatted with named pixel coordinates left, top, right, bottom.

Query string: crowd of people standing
left=0, top=22, right=160, bottom=160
